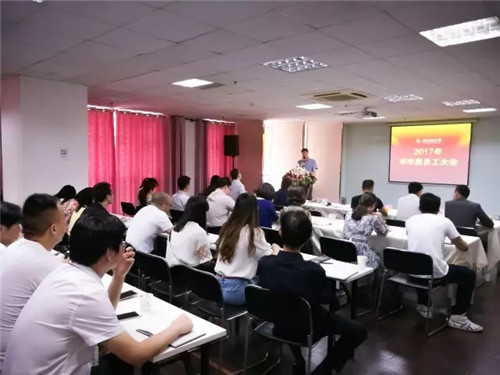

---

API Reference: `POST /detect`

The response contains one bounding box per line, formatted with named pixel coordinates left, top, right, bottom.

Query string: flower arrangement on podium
left=284, top=165, right=317, bottom=187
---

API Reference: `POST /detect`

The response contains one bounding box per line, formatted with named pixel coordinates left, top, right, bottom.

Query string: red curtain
left=115, top=112, right=169, bottom=209
left=88, top=109, right=116, bottom=212
left=170, top=116, right=185, bottom=193
left=206, top=121, right=236, bottom=181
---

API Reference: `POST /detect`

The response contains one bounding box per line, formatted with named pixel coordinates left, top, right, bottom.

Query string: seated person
left=258, top=210, right=367, bottom=374
left=172, top=175, right=191, bottom=211
left=406, top=193, right=482, bottom=332
left=445, top=185, right=494, bottom=229
left=203, top=175, right=220, bottom=197
left=81, top=182, right=113, bottom=217
left=0, top=201, right=22, bottom=251
left=230, top=168, right=246, bottom=201
left=4, top=214, right=193, bottom=374
left=55, top=185, right=78, bottom=230
left=256, top=183, right=279, bottom=228
left=396, top=181, right=423, bottom=220
left=137, top=177, right=159, bottom=208
left=273, top=177, right=292, bottom=207
left=351, top=179, right=387, bottom=217
left=125, top=192, right=173, bottom=253
left=207, top=177, right=235, bottom=228
left=215, top=194, right=278, bottom=305
left=166, top=196, right=212, bottom=268
left=68, top=187, right=93, bottom=234
left=282, top=186, right=311, bottom=218
left=343, top=193, right=388, bottom=269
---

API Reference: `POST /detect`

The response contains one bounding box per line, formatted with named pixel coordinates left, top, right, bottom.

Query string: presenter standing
left=298, top=148, right=317, bottom=200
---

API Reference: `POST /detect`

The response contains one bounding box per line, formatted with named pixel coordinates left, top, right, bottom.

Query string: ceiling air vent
left=199, top=82, right=225, bottom=90
left=312, top=90, right=369, bottom=102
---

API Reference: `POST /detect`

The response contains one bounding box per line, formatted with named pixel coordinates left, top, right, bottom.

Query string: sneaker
left=448, top=314, right=483, bottom=332
left=416, top=304, right=433, bottom=319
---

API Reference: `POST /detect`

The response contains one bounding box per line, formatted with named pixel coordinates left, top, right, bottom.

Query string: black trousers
left=416, top=265, right=475, bottom=315
left=290, top=313, right=367, bottom=374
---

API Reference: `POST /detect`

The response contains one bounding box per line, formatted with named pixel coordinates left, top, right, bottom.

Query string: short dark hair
left=22, top=194, right=60, bottom=237
left=55, top=185, right=76, bottom=203
left=230, top=169, right=239, bottom=180
left=256, top=183, right=276, bottom=201
left=408, top=182, right=423, bottom=195
left=1, top=201, right=22, bottom=228
left=217, top=177, right=231, bottom=189
left=209, top=175, right=220, bottom=186
left=177, top=175, right=191, bottom=190
left=280, top=210, right=312, bottom=250
left=93, top=182, right=112, bottom=203
left=455, top=185, right=470, bottom=198
left=281, top=177, right=293, bottom=190
left=70, top=215, right=126, bottom=266
left=174, top=196, right=209, bottom=232
left=362, top=179, right=374, bottom=190
left=301, top=148, right=308, bottom=153
left=288, top=186, right=306, bottom=206
left=419, top=193, right=441, bottom=214
left=75, top=187, right=93, bottom=212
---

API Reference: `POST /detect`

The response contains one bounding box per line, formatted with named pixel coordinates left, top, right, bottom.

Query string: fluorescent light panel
left=263, top=56, right=328, bottom=73
left=442, top=99, right=480, bottom=107
left=172, top=79, right=213, bottom=88
left=463, top=107, right=497, bottom=113
left=363, top=116, right=386, bottom=120
left=384, top=94, right=423, bottom=103
left=420, top=17, right=500, bottom=47
left=296, top=103, right=332, bottom=110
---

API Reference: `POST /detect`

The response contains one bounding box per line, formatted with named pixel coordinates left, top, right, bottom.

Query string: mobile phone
left=117, top=311, right=140, bottom=321
left=119, top=290, right=138, bottom=300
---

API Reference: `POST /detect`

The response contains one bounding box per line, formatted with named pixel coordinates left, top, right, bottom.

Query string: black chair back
left=207, top=226, right=222, bottom=235
left=170, top=209, right=183, bottom=223
left=121, top=202, right=136, bottom=216
left=319, top=237, right=357, bottom=262
left=456, top=226, right=478, bottom=237
left=386, top=219, right=405, bottom=228
left=152, top=236, right=168, bottom=257
left=134, top=251, right=170, bottom=282
left=383, top=248, right=433, bottom=276
left=261, top=227, right=283, bottom=247
left=245, top=285, right=312, bottom=339
left=273, top=204, right=284, bottom=211
left=310, top=210, right=322, bottom=217
left=183, top=266, right=223, bottom=304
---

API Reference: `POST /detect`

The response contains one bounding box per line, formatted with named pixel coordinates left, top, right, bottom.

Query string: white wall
left=1, top=76, right=88, bottom=204
left=341, top=118, right=500, bottom=216
left=184, top=119, right=196, bottom=193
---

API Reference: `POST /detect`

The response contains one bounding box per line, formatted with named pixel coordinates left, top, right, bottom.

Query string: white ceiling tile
left=180, top=30, right=261, bottom=54
left=125, top=9, right=214, bottom=42
left=223, top=44, right=291, bottom=65
left=137, top=1, right=172, bottom=9
left=226, top=11, right=314, bottom=42
left=358, top=34, right=437, bottom=58
left=1, top=20, right=17, bottom=34
left=1, top=42, right=57, bottom=74
left=387, top=51, right=462, bottom=69
left=309, top=47, right=375, bottom=67
left=266, top=32, right=345, bottom=56
left=1, top=0, right=38, bottom=22
left=321, top=13, right=412, bottom=45
left=94, top=28, right=174, bottom=55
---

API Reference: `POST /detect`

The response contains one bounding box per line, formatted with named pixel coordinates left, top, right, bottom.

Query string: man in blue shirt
left=298, top=148, right=317, bottom=199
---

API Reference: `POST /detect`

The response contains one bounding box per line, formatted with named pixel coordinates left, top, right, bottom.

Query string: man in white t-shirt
left=0, top=201, right=22, bottom=252
left=3, top=214, right=192, bottom=375
left=207, top=177, right=235, bottom=228
left=396, top=181, right=423, bottom=220
left=126, top=192, right=173, bottom=253
left=229, top=169, right=246, bottom=201
left=0, top=194, right=66, bottom=370
left=171, top=175, right=191, bottom=211
left=406, top=193, right=482, bottom=332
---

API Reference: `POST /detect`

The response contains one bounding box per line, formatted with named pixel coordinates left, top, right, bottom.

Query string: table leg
left=351, top=280, right=358, bottom=319
left=200, top=344, right=211, bottom=375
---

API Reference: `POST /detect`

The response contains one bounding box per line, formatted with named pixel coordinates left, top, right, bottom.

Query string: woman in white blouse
left=215, top=193, right=279, bottom=305
left=166, top=196, right=212, bottom=269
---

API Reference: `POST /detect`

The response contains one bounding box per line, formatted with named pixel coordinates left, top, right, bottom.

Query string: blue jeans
left=217, top=277, right=250, bottom=305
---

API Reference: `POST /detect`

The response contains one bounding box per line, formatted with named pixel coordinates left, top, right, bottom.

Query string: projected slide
left=389, top=123, right=472, bottom=185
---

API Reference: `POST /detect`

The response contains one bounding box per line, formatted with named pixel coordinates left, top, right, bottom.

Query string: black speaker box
left=224, top=135, right=239, bottom=157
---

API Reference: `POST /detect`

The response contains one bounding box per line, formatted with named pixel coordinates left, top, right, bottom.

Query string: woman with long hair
left=255, top=182, right=278, bottom=228
left=343, top=193, right=388, bottom=268
left=215, top=193, right=278, bottom=305
left=55, top=185, right=78, bottom=230
left=137, top=178, right=159, bottom=208
left=67, top=187, right=93, bottom=234
left=166, top=196, right=212, bottom=268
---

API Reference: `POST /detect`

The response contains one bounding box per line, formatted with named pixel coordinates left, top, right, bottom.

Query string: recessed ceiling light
left=172, top=79, right=213, bottom=88
left=363, top=116, right=386, bottom=120
left=420, top=17, right=500, bottom=47
left=463, top=107, right=497, bottom=113
left=32, top=0, right=45, bottom=3
left=442, top=99, right=480, bottom=107
left=296, top=103, right=332, bottom=110
left=263, top=56, right=328, bottom=73
left=384, top=94, right=423, bottom=103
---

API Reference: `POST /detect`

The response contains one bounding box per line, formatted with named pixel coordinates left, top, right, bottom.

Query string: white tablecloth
left=310, top=217, right=488, bottom=271
left=487, top=221, right=500, bottom=271
left=303, top=201, right=352, bottom=219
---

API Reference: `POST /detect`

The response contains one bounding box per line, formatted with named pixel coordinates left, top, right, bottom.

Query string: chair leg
left=376, top=271, right=386, bottom=319
left=306, top=342, right=312, bottom=375
left=243, top=317, right=251, bottom=375
left=425, top=287, right=449, bottom=337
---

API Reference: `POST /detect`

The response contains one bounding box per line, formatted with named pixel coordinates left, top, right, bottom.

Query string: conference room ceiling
left=2, top=1, right=500, bottom=123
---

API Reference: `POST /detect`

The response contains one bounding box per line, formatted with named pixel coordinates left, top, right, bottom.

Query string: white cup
left=357, top=255, right=367, bottom=270
left=140, top=293, right=153, bottom=311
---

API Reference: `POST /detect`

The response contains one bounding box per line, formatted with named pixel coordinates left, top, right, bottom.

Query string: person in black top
left=257, top=210, right=367, bottom=374
left=81, top=182, right=113, bottom=217
left=350, top=179, right=387, bottom=217
left=202, top=175, right=220, bottom=197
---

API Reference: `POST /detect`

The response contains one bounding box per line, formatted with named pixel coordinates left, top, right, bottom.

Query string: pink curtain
left=206, top=121, right=236, bottom=181
left=88, top=109, right=116, bottom=212
left=170, top=116, right=185, bottom=193
left=115, top=112, right=167, bottom=210
left=194, top=119, right=207, bottom=194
